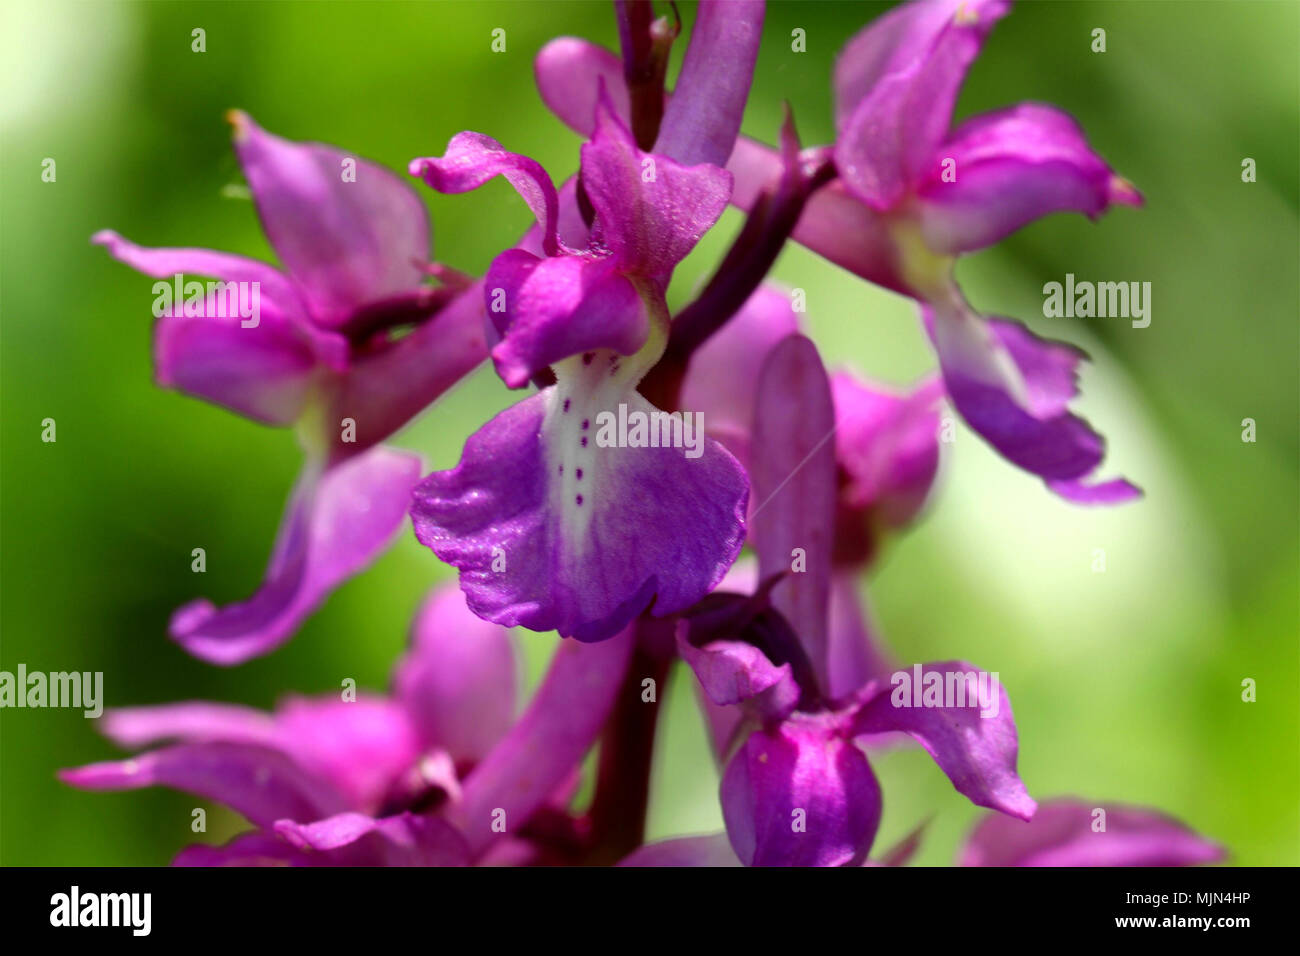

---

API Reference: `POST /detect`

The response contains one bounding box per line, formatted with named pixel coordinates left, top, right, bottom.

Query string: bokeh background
left=2, top=0, right=1296, bottom=866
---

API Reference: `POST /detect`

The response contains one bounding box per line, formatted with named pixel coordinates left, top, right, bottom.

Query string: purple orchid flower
left=60, top=582, right=636, bottom=866
left=534, top=0, right=1140, bottom=505
left=402, top=4, right=767, bottom=644
left=673, top=333, right=1034, bottom=866
left=93, top=112, right=489, bottom=664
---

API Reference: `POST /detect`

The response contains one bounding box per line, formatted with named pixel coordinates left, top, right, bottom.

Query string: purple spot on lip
left=557, top=465, right=563, bottom=475
left=563, top=398, right=571, bottom=412
left=582, top=352, right=595, bottom=366
left=576, top=468, right=583, bottom=480
left=581, top=437, right=588, bottom=447
left=581, top=419, right=589, bottom=430
left=575, top=494, right=584, bottom=506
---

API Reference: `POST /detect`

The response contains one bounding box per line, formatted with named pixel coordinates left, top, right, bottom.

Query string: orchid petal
left=393, top=583, right=518, bottom=764
left=924, top=305, right=1140, bottom=502
left=59, top=742, right=347, bottom=827
left=410, top=132, right=561, bottom=256
left=752, top=335, right=837, bottom=690
left=535, top=38, right=628, bottom=137
left=274, top=811, right=471, bottom=866
left=411, top=387, right=747, bottom=643
left=485, top=250, right=650, bottom=389
left=171, top=446, right=422, bottom=664
left=271, top=696, right=422, bottom=812
left=918, top=103, right=1144, bottom=254
left=228, top=111, right=431, bottom=326
left=173, top=830, right=315, bottom=867
left=92, top=230, right=345, bottom=425
left=582, top=95, right=732, bottom=279
left=851, top=660, right=1036, bottom=821
left=960, top=799, right=1226, bottom=867
left=654, top=0, right=764, bottom=168
left=834, top=0, right=1010, bottom=209
left=721, top=715, right=882, bottom=867
left=450, top=630, right=635, bottom=857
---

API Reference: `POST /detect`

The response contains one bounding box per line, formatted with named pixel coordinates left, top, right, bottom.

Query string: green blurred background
left=2, top=0, right=1296, bottom=866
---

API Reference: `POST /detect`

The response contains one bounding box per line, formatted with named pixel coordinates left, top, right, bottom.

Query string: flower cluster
left=70, top=0, right=1222, bottom=867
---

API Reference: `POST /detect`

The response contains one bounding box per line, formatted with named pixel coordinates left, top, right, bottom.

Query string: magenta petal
left=834, top=0, right=1010, bottom=209
left=675, top=625, right=799, bottom=723
left=272, top=696, right=422, bottom=812
left=918, top=104, right=1143, bottom=254
left=679, top=284, right=801, bottom=469
left=92, top=230, right=345, bottom=425
left=410, top=390, right=747, bottom=643
left=751, top=336, right=837, bottom=689
left=618, top=834, right=742, bottom=867
left=581, top=96, right=732, bottom=279
left=98, top=703, right=279, bottom=749
left=228, top=111, right=430, bottom=326
left=410, top=132, right=562, bottom=257
left=173, top=830, right=315, bottom=867
left=485, top=250, right=650, bottom=388
left=926, top=306, right=1139, bottom=500
left=851, top=660, right=1036, bottom=821
left=534, top=38, right=628, bottom=137
left=172, top=446, right=422, bottom=665
left=59, top=742, right=347, bottom=827
left=653, top=0, right=764, bottom=167
left=274, top=811, right=470, bottom=866
left=960, top=799, right=1226, bottom=867
left=393, top=583, right=517, bottom=764
left=721, top=715, right=882, bottom=867
left=450, top=630, right=634, bottom=857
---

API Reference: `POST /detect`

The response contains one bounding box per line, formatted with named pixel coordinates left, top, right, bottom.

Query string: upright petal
left=924, top=304, right=1140, bottom=503
left=410, top=132, right=562, bottom=256
left=721, top=714, right=882, bottom=867
left=917, top=103, right=1144, bottom=254
left=97, top=703, right=279, bottom=750
left=535, top=38, right=628, bottom=137
left=752, top=336, right=837, bottom=690
left=92, top=230, right=345, bottom=425
left=834, top=0, right=1010, bottom=209
left=653, top=0, right=764, bottom=168
left=393, top=583, right=518, bottom=765
left=410, top=386, right=747, bottom=643
left=449, top=629, right=635, bottom=857
left=59, top=742, right=347, bottom=827
left=229, top=111, right=430, bottom=326
left=960, top=799, right=1226, bottom=867
left=581, top=95, right=732, bottom=279
left=171, top=446, right=422, bottom=664
left=851, top=660, right=1036, bottom=821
